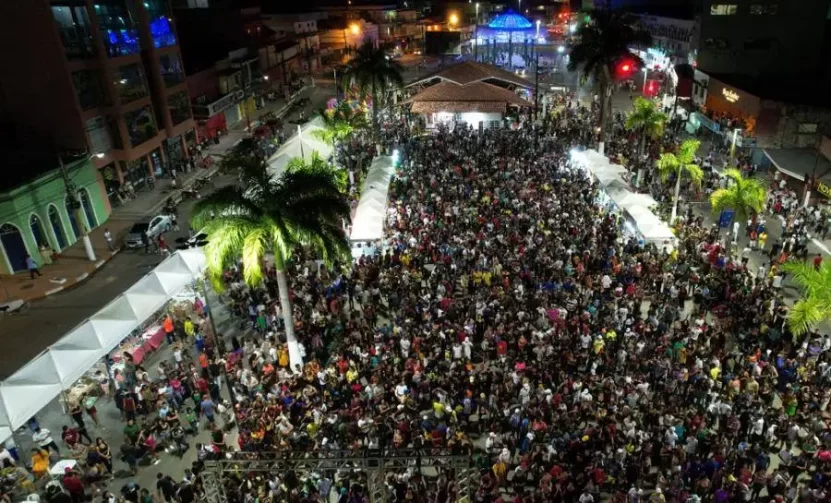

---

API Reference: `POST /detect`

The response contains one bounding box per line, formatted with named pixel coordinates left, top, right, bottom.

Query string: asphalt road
left=0, top=85, right=334, bottom=381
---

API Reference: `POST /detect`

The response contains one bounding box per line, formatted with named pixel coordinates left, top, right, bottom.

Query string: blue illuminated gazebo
left=474, top=10, right=541, bottom=69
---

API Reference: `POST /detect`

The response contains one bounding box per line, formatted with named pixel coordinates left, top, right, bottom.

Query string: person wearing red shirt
left=62, top=468, right=85, bottom=503
left=814, top=253, right=823, bottom=270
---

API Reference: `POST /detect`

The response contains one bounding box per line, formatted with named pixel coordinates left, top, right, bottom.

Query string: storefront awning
left=0, top=249, right=206, bottom=436
left=763, top=148, right=831, bottom=183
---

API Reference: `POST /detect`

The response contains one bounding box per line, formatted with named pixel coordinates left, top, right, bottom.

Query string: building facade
left=635, top=14, right=697, bottom=64
left=0, top=159, right=110, bottom=274
left=697, top=0, right=831, bottom=77
left=4, top=0, right=197, bottom=205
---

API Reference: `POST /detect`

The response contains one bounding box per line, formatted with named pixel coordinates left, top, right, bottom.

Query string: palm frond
left=684, top=163, right=703, bottom=185
left=241, top=226, right=269, bottom=286
left=782, top=261, right=824, bottom=296
left=191, top=185, right=262, bottom=229
left=655, top=153, right=679, bottom=182
left=787, top=296, right=831, bottom=336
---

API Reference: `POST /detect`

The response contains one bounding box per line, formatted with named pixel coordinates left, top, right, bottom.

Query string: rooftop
left=486, top=9, right=534, bottom=30
left=408, top=61, right=534, bottom=89
left=405, top=80, right=532, bottom=114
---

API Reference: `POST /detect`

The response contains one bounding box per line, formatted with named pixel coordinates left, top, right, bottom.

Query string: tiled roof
left=408, top=61, right=533, bottom=89
left=405, top=81, right=532, bottom=114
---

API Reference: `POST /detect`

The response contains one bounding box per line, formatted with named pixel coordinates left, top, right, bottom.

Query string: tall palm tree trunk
left=274, top=252, right=303, bottom=370
left=671, top=173, right=681, bottom=224
left=597, top=69, right=612, bottom=155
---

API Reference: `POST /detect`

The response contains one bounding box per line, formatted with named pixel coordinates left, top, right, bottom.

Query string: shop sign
left=722, top=88, right=740, bottom=103
left=816, top=181, right=831, bottom=199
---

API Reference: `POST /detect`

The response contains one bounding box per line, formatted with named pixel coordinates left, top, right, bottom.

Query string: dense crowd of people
left=21, top=95, right=831, bottom=503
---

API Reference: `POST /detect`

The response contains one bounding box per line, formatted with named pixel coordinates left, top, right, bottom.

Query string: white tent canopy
left=266, top=116, right=334, bottom=179
left=0, top=249, right=206, bottom=437
left=350, top=156, right=395, bottom=243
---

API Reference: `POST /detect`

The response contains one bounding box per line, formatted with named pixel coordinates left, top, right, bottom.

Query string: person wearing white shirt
left=32, top=427, right=60, bottom=454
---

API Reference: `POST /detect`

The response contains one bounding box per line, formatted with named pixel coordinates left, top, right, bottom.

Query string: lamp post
left=475, top=2, right=480, bottom=24
left=59, top=151, right=105, bottom=262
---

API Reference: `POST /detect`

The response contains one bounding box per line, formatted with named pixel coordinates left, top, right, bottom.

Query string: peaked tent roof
left=487, top=9, right=534, bottom=30
left=407, top=61, right=533, bottom=89
left=405, top=81, right=532, bottom=114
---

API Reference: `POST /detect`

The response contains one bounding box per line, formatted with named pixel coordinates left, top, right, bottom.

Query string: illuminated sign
left=722, top=88, right=740, bottom=103
left=817, top=182, right=831, bottom=199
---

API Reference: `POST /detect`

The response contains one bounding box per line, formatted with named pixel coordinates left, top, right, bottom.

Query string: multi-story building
left=5, top=0, right=197, bottom=204
left=172, top=3, right=261, bottom=141
left=697, top=0, right=830, bottom=77
left=635, top=14, right=697, bottom=64
left=261, top=13, right=324, bottom=74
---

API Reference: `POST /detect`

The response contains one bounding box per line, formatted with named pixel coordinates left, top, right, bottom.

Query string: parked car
left=123, top=220, right=151, bottom=249
left=123, top=215, right=172, bottom=249
left=147, top=214, right=172, bottom=239
left=181, top=228, right=208, bottom=249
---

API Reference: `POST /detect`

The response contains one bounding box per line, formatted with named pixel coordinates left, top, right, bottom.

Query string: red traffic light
left=621, top=64, right=631, bottom=72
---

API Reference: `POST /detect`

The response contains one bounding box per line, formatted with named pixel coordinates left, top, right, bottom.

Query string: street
left=0, top=83, right=334, bottom=380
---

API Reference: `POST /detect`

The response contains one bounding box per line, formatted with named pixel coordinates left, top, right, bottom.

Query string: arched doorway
left=30, top=214, right=47, bottom=248
left=48, top=204, right=67, bottom=250
left=65, top=196, right=81, bottom=240
left=0, top=223, right=28, bottom=272
left=79, top=188, right=97, bottom=229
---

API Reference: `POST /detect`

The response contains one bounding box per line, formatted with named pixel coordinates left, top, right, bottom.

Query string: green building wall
left=0, top=159, right=111, bottom=274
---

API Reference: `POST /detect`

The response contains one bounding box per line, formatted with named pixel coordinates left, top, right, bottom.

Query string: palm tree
left=709, top=168, right=766, bottom=227
left=625, top=96, right=667, bottom=158
left=192, top=147, right=350, bottom=371
left=780, top=261, right=831, bottom=336
left=342, top=40, right=404, bottom=141
left=286, top=151, right=348, bottom=193
left=311, top=102, right=368, bottom=154
left=656, top=139, right=703, bottom=224
left=568, top=12, right=652, bottom=154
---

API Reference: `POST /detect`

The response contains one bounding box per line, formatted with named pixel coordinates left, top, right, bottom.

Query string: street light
left=449, top=12, right=459, bottom=27
left=475, top=2, right=480, bottom=24
left=350, top=23, right=360, bottom=35
left=59, top=151, right=105, bottom=262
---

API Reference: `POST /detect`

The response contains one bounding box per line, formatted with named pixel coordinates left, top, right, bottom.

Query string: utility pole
left=58, top=153, right=97, bottom=262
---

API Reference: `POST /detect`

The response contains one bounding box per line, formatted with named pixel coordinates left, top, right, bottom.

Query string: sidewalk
left=0, top=166, right=217, bottom=305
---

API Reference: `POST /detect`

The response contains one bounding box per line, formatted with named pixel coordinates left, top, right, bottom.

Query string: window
left=144, top=0, right=177, bottom=48
left=72, top=70, right=102, bottom=109
left=113, top=64, right=148, bottom=103
left=750, top=4, right=778, bottom=14
left=123, top=106, right=157, bottom=147
left=159, top=53, right=184, bottom=87
left=107, top=117, right=123, bottom=149
left=94, top=2, right=141, bottom=57
left=168, top=91, right=191, bottom=125
left=51, top=5, right=95, bottom=59
left=710, top=4, right=738, bottom=15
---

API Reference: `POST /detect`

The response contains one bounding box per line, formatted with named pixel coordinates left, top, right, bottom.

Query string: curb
left=35, top=249, right=121, bottom=300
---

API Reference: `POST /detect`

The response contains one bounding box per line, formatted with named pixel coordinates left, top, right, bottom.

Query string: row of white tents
left=266, top=116, right=334, bottom=179
left=572, top=149, right=677, bottom=250
left=0, top=121, right=345, bottom=443
left=0, top=249, right=207, bottom=443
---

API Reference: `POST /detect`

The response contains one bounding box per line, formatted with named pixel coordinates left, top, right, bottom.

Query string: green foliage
left=191, top=153, right=350, bottom=291
left=286, top=151, right=348, bottom=193
left=625, top=97, right=667, bottom=140
left=709, top=168, right=766, bottom=224
left=342, top=40, right=404, bottom=138
left=310, top=102, right=368, bottom=147
left=781, top=261, right=831, bottom=335
left=567, top=12, right=651, bottom=140
left=656, top=139, right=703, bottom=185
